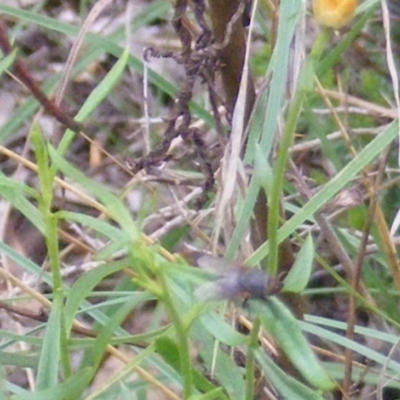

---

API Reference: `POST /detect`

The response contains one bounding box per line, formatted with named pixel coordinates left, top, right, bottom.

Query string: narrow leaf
left=250, top=299, right=335, bottom=391
left=283, top=234, right=314, bottom=292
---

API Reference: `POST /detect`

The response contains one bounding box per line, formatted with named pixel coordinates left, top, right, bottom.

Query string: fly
left=195, top=255, right=284, bottom=302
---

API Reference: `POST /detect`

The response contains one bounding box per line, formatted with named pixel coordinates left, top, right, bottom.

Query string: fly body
left=236, top=269, right=272, bottom=298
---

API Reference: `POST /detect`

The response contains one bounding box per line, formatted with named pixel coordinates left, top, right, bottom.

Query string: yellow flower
left=312, top=0, right=359, bottom=29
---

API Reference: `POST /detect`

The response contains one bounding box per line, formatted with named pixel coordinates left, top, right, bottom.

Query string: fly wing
left=195, top=255, right=244, bottom=301
left=194, top=280, right=223, bottom=301
left=196, top=255, right=236, bottom=273
left=195, top=272, right=243, bottom=301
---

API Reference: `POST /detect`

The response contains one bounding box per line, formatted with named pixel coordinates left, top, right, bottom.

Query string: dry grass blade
left=212, top=0, right=257, bottom=252
left=55, top=0, right=115, bottom=106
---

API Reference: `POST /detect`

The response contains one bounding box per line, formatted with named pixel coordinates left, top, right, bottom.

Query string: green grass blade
left=48, top=145, right=139, bottom=240
left=254, top=348, right=325, bottom=400
left=248, top=121, right=399, bottom=265
left=283, top=234, right=314, bottom=292
left=36, top=297, right=62, bottom=389
left=64, top=259, right=142, bottom=332
left=251, top=299, right=334, bottom=391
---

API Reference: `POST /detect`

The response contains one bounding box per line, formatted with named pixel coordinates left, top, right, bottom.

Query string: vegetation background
left=0, top=0, right=400, bottom=399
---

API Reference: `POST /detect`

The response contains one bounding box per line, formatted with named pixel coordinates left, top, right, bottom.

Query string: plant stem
left=31, top=124, right=71, bottom=378
left=245, top=317, right=260, bottom=400
left=268, top=87, right=305, bottom=275
left=158, top=271, right=193, bottom=399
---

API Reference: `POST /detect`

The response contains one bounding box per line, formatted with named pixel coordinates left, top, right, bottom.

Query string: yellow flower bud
left=312, top=0, right=358, bottom=29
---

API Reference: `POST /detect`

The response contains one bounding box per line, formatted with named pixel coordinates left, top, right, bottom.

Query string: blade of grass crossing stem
left=164, top=272, right=247, bottom=397
left=0, top=352, right=37, bottom=368
left=229, top=0, right=301, bottom=259
left=236, top=0, right=302, bottom=268
left=226, top=144, right=273, bottom=259
left=0, top=176, right=45, bottom=233
left=248, top=121, right=399, bottom=266
left=0, top=49, right=17, bottom=76
left=0, top=52, right=98, bottom=143
left=268, top=74, right=307, bottom=274
left=245, top=0, right=302, bottom=163
left=63, top=259, right=138, bottom=333
left=75, top=47, right=129, bottom=122
left=300, top=321, right=400, bottom=373
left=80, top=297, right=139, bottom=372
left=56, top=47, right=130, bottom=156
left=55, top=210, right=126, bottom=241
left=0, top=242, right=52, bottom=286
left=48, top=145, right=139, bottom=241
left=305, top=315, right=399, bottom=345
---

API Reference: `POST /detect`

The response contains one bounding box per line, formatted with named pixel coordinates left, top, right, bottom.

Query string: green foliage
left=0, top=0, right=399, bottom=399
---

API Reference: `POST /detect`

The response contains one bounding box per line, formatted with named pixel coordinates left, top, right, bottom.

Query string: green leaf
left=56, top=47, right=130, bottom=156
left=245, top=0, right=302, bottom=161
left=30, top=123, right=54, bottom=208
left=48, top=146, right=139, bottom=240
left=36, top=297, right=62, bottom=390
left=80, top=297, right=139, bottom=372
left=301, top=320, right=400, bottom=374
left=76, top=47, right=129, bottom=123
left=250, top=299, right=335, bottom=391
left=0, top=241, right=50, bottom=284
left=64, top=259, right=136, bottom=333
left=198, top=312, right=247, bottom=347
left=0, top=178, right=44, bottom=233
left=283, top=234, right=314, bottom=292
left=0, top=352, right=38, bottom=368
left=55, top=210, right=125, bottom=241
left=11, top=368, right=93, bottom=400
left=0, top=49, right=17, bottom=76
left=188, top=388, right=226, bottom=400
left=195, top=335, right=245, bottom=400
left=0, top=327, right=44, bottom=348
left=248, top=121, right=399, bottom=265
left=254, top=143, right=273, bottom=195
left=254, top=348, right=325, bottom=400
left=156, top=337, right=218, bottom=395
left=155, top=337, right=181, bottom=371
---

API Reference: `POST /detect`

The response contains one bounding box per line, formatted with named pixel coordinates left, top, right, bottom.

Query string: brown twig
left=0, top=20, right=84, bottom=135
left=342, top=148, right=390, bottom=397
left=0, top=299, right=148, bottom=347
